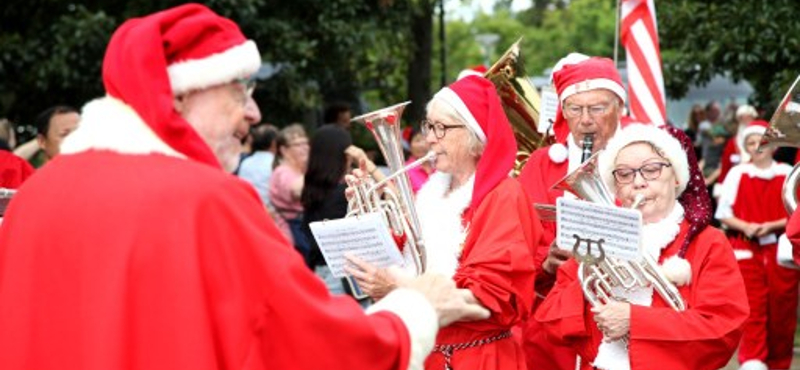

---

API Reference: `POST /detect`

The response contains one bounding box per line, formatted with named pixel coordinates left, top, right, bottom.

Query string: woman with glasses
left=269, top=124, right=311, bottom=258
left=535, top=124, right=748, bottom=370
left=346, top=75, right=540, bottom=370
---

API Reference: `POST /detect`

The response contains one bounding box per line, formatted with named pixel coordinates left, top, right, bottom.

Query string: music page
left=309, top=212, right=404, bottom=278
left=556, top=198, right=642, bottom=261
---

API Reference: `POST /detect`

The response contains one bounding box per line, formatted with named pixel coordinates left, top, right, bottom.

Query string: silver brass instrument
left=484, top=38, right=549, bottom=176
left=760, top=75, right=800, bottom=213
left=0, top=188, right=16, bottom=217
left=553, top=152, right=686, bottom=312
left=346, top=101, right=432, bottom=275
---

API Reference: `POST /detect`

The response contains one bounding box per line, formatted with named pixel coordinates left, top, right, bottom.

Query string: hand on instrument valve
left=542, top=240, right=573, bottom=275
left=591, top=300, right=631, bottom=342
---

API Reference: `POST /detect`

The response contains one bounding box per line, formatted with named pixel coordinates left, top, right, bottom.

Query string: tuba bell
left=484, top=38, right=550, bottom=176
left=346, top=101, right=432, bottom=275
left=760, top=75, right=800, bottom=214
left=552, top=152, right=686, bottom=312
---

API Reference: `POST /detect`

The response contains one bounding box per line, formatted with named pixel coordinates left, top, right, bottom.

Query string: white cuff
left=367, top=288, right=438, bottom=370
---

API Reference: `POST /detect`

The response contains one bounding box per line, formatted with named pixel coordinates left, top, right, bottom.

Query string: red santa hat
left=100, top=4, right=261, bottom=168
left=549, top=54, right=626, bottom=144
left=456, top=65, right=488, bottom=80
left=741, top=119, right=769, bottom=141
left=431, top=75, right=515, bottom=220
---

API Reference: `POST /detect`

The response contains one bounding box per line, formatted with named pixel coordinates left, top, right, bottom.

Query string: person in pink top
left=269, top=123, right=310, bottom=256
left=405, top=126, right=434, bottom=193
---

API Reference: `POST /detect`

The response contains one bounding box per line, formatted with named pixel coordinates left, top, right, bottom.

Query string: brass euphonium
left=484, top=38, right=549, bottom=176
left=346, top=101, right=433, bottom=275
left=760, top=75, right=800, bottom=213
left=553, top=151, right=686, bottom=312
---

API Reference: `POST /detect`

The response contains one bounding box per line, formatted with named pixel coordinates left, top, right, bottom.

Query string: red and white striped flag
left=621, top=0, right=667, bottom=127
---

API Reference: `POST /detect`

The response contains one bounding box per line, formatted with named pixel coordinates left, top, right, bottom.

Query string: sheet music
left=556, top=198, right=642, bottom=261
left=539, top=85, right=558, bottom=134
left=309, top=212, right=404, bottom=278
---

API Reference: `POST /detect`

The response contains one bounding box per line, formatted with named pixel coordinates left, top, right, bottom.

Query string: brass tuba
left=552, top=152, right=686, bottom=312
left=484, top=38, right=549, bottom=176
left=346, top=102, right=433, bottom=275
left=760, top=75, right=800, bottom=213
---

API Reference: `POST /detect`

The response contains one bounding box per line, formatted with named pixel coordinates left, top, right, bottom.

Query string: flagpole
left=613, top=0, right=621, bottom=67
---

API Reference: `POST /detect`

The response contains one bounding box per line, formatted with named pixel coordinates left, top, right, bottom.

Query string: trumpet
left=760, top=74, right=800, bottom=213
left=553, top=152, right=686, bottom=312
left=346, top=102, right=430, bottom=275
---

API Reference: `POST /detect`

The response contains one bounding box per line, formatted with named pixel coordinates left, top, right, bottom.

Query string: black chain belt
left=432, top=330, right=512, bottom=370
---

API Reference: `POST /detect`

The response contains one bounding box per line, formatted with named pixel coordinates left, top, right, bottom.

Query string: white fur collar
left=61, top=96, right=186, bottom=159
left=414, top=172, right=474, bottom=277
left=593, top=203, right=684, bottom=370
left=739, top=162, right=792, bottom=180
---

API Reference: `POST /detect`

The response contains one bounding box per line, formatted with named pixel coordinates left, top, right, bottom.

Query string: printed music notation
left=309, top=212, right=404, bottom=278
left=556, top=198, right=642, bottom=261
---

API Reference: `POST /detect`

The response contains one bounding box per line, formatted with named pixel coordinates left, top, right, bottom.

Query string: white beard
left=413, top=172, right=474, bottom=278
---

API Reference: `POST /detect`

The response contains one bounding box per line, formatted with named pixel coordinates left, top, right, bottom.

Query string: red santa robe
left=717, top=132, right=746, bottom=186
left=715, top=161, right=799, bottom=369
left=0, top=149, right=34, bottom=188
left=515, top=139, right=583, bottom=370
left=0, top=97, right=438, bottom=370
left=413, top=171, right=539, bottom=370
left=535, top=206, right=748, bottom=370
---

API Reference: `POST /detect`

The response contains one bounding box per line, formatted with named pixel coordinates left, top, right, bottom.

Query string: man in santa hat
left=516, top=53, right=627, bottom=370
left=0, top=4, right=489, bottom=370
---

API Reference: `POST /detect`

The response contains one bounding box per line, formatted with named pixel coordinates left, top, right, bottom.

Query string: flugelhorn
left=760, top=75, right=800, bottom=213
left=553, top=152, right=686, bottom=312
left=346, top=101, right=429, bottom=275
left=484, top=38, right=549, bottom=176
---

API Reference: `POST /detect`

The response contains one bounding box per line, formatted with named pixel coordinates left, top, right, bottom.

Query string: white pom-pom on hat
left=548, top=142, right=568, bottom=163
left=660, top=255, right=692, bottom=286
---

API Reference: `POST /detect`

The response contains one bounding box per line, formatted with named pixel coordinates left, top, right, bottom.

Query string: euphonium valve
left=346, top=102, right=428, bottom=275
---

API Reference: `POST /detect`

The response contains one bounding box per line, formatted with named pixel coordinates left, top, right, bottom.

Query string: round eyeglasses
left=420, top=119, right=465, bottom=140
left=563, top=102, right=613, bottom=119
left=612, top=162, right=671, bottom=184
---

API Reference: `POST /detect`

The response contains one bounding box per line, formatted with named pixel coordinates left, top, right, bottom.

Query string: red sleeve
left=533, top=259, right=599, bottom=360
left=627, top=229, right=748, bottom=370
left=453, top=178, right=540, bottom=329
left=197, top=181, right=420, bottom=370
left=717, top=139, right=737, bottom=184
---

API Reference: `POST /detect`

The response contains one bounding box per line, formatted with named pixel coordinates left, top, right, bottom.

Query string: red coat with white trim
left=0, top=149, right=433, bottom=370
left=535, top=221, right=748, bottom=370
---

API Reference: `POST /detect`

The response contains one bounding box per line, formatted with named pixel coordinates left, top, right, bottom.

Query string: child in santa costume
left=348, top=75, right=541, bottom=370
left=536, top=123, right=748, bottom=370
left=0, top=4, right=491, bottom=370
left=716, top=119, right=800, bottom=370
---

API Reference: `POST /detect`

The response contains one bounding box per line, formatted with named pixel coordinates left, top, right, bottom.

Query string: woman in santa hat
left=347, top=75, right=540, bottom=370
left=535, top=123, right=749, bottom=370
left=715, top=120, right=799, bottom=370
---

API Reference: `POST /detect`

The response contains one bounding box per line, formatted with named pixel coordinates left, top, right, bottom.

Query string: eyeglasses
left=233, top=77, right=257, bottom=106
left=612, top=162, right=672, bottom=184
left=563, top=102, right=614, bottom=119
left=420, top=119, right=464, bottom=139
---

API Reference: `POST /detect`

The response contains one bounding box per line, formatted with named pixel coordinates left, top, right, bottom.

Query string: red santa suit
left=716, top=161, right=799, bottom=369
left=0, top=5, right=437, bottom=370
left=407, top=75, right=539, bottom=370
left=0, top=150, right=34, bottom=188
left=535, top=213, right=748, bottom=370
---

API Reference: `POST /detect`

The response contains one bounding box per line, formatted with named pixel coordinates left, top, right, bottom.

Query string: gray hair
left=425, top=98, right=485, bottom=157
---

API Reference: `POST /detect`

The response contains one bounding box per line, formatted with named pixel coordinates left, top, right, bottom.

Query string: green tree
left=659, top=0, right=800, bottom=109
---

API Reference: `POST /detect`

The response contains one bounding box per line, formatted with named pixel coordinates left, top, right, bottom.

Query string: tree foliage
left=658, top=0, right=800, bottom=109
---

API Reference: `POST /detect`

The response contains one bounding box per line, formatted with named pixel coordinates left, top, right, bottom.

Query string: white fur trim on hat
left=168, top=40, right=261, bottom=94
left=738, top=359, right=768, bottom=370
left=549, top=53, right=590, bottom=83
left=736, top=104, right=757, bottom=118
left=598, top=124, right=689, bottom=196
left=433, top=87, right=486, bottom=143
left=738, top=124, right=767, bottom=153
left=559, top=78, right=627, bottom=104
